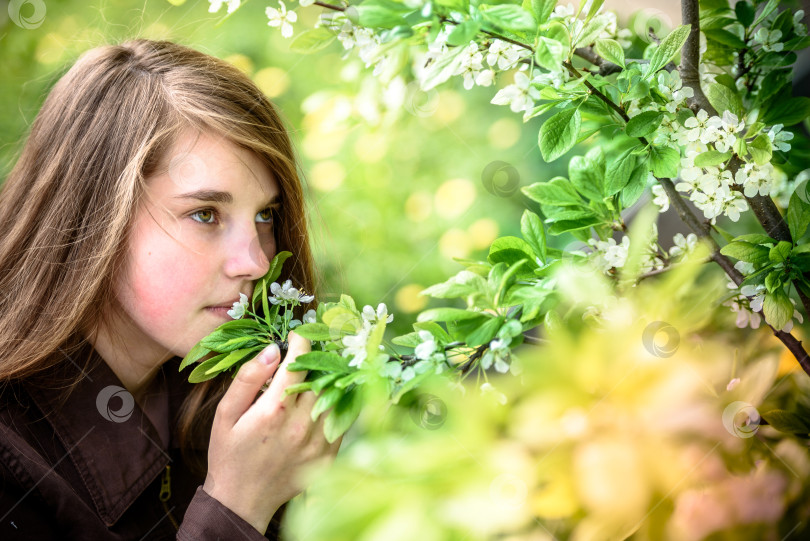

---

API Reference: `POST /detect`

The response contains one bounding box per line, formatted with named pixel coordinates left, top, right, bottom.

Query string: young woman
left=0, top=39, right=340, bottom=540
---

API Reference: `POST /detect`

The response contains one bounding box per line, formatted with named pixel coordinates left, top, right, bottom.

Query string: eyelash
left=189, top=207, right=275, bottom=226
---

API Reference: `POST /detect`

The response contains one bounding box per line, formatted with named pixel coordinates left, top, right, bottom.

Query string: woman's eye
left=257, top=207, right=274, bottom=224
left=190, top=208, right=217, bottom=224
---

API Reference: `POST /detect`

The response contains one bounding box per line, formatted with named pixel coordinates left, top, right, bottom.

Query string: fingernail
left=260, top=343, right=280, bottom=365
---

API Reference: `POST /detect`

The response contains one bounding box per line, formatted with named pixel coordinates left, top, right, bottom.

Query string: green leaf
left=707, top=84, right=743, bottom=117
left=649, top=145, right=680, bottom=178
left=769, top=241, right=792, bottom=264
left=418, top=308, right=489, bottom=322
left=311, top=372, right=344, bottom=394
left=762, top=288, right=793, bottom=330
left=761, top=409, right=810, bottom=435
left=604, top=147, right=638, bottom=196
left=594, top=38, right=625, bottom=68
left=788, top=192, right=810, bottom=240
left=568, top=149, right=605, bottom=200
left=287, top=351, right=353, bottom=373
left=522, top=176, right=582, bottom=206
left=734, top=234, right=776, bottom=245
left=179, top=342, right=212, bottom=371
left=207, top=347, right=261, bottom=374
left=529, top=0, right=555, bottom=24
left=720, top=241, right=770, bottom=266
left=254, top=251, right=292, bottom=308
left=480, top=4, right=537, bottom=32
left=447, top=20, right=481, bottom=46
left=749, top=134, right=772, bottom=165
left=752, top=0, right=779, bottom=27
left=289, top=27, right=338, bottom=54
left=763, top=96, right=810, bottom=126
left=282, top=381, right=314, bottom=395
left=644, top=25, right=691, bottom=79
left=621, top=162, right=649, bottom=207
left=521, top=210, right=547, bottom=263
left=465, top=315, right=504, bottom=347
left=188, top=353, right=227, bottom=383
left=333, top=371, right=365, bottom=390
left=765, top=270, right=782, bottom=293
left=735, top=1, right=755, bottom=27
left=574, top=15, right=611, bottom=48
left=693, top=150, right=732, bottom=167
left=625, top=111, right=664, bottom=138
left=534, top=36, right=565, bottom=71
left=323, top=387, right=362, bottom=443
left=539, top=108, right=582, bottom=162
left=311, top=385, right=344, bottom=422
left=703, top=28, right=746, bottom=48
left=355, top=0, right=413, bottom=29
left=292, top=322, right=332, bottom=341
left=421, top=270, right=488, bottom=300
left=547, top=216, right=602, bottom=235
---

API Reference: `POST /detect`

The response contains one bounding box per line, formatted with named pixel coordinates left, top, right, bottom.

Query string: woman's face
left=113, top=129, right=279, bottom=362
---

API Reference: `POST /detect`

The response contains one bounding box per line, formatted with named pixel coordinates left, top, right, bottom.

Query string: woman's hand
left=203, top=331, right=343, bottom=534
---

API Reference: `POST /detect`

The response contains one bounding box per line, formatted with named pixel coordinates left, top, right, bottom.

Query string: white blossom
left=227, top=293, right=249, bottom=319
left=414, top=330, right=438, bottom=360
left=481, top=337, right=511, bottom=373
left=490, top=71, right=540, bottom=118
left=707, top=111, right=745, bottom=153
left=341, top=323, right=371, bottom=367
left=753, top=28, right=784, bottom=52
left=657, top=71, right=694, bottom=113
left=669, top=233, right=698, bottom=259
left=266, top=1, right=297, bottom=38
left=652, top=184, right=669, bottom=212
left=767, top=124, right=794, bottom=152
left=362, top=303, right=394, bottom=324
left=684, top=109, right=718, bottom=145
left=480, top=382, right=507, bottom=404
left=486, top=39, right=524, bottom=71
left=588, top=236, right=631, bottom=273
left=209, top=0, right=240, bottom=13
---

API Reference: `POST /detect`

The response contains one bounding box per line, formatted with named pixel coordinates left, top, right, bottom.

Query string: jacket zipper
left=160, top=464, right=180, bottom=531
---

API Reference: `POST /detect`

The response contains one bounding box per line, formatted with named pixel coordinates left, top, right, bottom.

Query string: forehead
left=147, top=128, right=279, bottom=200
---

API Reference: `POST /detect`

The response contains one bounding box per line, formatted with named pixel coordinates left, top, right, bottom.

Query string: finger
left=258, top=331, right=312, bottom=408
left=215, top=343, right=281, bottom=426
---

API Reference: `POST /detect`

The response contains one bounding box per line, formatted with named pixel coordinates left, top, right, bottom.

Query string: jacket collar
left=25, top=342, right=196, bottom=526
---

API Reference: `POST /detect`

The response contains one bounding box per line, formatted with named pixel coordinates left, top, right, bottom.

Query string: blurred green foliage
left=0, top=0, right=570, bottom=338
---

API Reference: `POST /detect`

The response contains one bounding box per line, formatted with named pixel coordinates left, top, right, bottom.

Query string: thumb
left=216, top=343, right=281, bottom=427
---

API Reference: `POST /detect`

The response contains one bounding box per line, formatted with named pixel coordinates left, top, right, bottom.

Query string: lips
left=207, top=295, right=247, bottom=309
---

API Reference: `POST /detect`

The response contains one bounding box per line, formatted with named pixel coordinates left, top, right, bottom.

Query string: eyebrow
left=172, top=189, right=280, bottom=207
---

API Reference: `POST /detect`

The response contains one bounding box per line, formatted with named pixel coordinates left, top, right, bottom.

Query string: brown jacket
left=0, top=342, right=286, bottom=540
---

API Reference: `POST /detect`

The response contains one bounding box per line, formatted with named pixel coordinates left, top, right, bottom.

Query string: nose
left=224, top=223, right=273, bottom=280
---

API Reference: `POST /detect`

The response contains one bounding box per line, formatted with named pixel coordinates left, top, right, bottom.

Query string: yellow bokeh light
left=487, top=117, right=522, bottom=149
left=468, top=218, right=500, bottom=250
left=395, top=284, right=429, bottom=313
left=435, top=90, right=466, bottom=124
left=224, top=54, right=253, bottom=76
left=302, top=128, right=347, bottom=160
left=35, top=33, right=67, bottom=65
left=309, top=160, right=345, bottom=192
left=435, top=178, right=476, bottom=219
left=254, top=66, right=290, bottom=98
left=405, top=191, right=432, bottom=222
left=354, top=132, right=388, bottom=163
left=439, top=228, right=471, bottom=260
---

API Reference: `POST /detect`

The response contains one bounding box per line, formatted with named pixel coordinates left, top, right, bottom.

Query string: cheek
left=121, top=230, right=211, bottom=326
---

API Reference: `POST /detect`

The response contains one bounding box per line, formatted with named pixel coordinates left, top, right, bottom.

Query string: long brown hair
left=0, top=38, right=317, bottom=473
